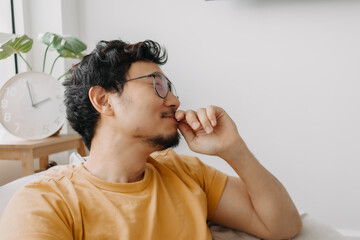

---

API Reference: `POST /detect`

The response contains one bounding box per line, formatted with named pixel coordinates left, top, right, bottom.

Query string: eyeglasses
left=126, top=72, right=178, bottom=99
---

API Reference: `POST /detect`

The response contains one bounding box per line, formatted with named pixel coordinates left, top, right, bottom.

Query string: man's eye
left=156, top=83, right=164, bottom=90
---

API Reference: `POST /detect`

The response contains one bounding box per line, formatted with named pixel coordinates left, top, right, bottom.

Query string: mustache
left=161, top=109, right=177, bottom=118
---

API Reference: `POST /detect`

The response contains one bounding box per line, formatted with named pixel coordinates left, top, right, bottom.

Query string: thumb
left=178, top=121, right=196, bottom=145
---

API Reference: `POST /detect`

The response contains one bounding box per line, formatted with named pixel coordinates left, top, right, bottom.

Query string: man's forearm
left=220, top=140, right=302, bottom=236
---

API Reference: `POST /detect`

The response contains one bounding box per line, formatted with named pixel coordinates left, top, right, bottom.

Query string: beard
left=145, top=130, right=181, bottom=151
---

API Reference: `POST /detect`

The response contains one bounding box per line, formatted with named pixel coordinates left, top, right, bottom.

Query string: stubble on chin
left=134, top=109, right=181, bottom=151
left=145, top=130, right=181, bottom=151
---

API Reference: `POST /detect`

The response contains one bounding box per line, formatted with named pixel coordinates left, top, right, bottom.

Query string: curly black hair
left=63, top=40, right=168, bottom=150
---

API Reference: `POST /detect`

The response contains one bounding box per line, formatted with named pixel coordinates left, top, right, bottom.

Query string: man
left=0, top=40, right=302, bottom=239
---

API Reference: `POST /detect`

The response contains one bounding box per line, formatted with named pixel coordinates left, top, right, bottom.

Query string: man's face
left=108, top=61, right=181, bottom=151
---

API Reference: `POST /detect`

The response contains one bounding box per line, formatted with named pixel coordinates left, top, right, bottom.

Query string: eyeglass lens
left=154, top=73, right=177, bottom=98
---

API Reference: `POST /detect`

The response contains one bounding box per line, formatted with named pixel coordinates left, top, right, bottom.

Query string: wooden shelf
left=0, top=134, right=87, bottom=176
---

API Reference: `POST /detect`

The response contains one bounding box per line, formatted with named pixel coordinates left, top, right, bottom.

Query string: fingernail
left=211, top=120, right=216, bottom=126
left=205, top=126, right=212, bottom=133
left=192, top=122, right=199, bottom=129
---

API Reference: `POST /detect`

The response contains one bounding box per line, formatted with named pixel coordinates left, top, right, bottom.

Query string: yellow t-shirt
left=0, top=149, right=228, bottom=240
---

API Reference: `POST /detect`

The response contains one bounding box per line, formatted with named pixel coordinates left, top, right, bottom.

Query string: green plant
left=0, top=32, right=86, bottom=80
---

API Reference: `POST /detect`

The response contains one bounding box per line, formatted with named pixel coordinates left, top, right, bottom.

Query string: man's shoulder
left=150, top=149, right=190, bottom=164
left=25, top=164, right=78, bottom=188
left=150, top=148, right=177, bottom=159
left=149, top=149, right=204, bottom=174
left=1, top=165, right=79, bottom=217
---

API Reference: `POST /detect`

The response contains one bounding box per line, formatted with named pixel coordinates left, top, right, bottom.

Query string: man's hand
left=175, top=105, right=245, bottom=158
left=176, top=105, right=302, bottom=239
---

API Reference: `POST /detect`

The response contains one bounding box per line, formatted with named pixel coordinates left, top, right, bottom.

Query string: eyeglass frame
left=125, top=71, right=179, bottom=99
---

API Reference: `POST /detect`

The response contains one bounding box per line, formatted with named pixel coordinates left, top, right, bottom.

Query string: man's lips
left=161, top=112, right=179, bottom=124
left=163, top=115, right=177, bottom=121
left=161, top=110, right=177, bottom=119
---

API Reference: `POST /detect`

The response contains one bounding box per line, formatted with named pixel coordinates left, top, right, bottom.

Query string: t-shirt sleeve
left=153, top=150, right=228, bottom=219
left=178, top=154, right=228, bottom=219
left=0, top=182, right=74, bottom=240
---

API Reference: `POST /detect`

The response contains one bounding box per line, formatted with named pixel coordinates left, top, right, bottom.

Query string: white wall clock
left=0, top=72, right=66, bottom=140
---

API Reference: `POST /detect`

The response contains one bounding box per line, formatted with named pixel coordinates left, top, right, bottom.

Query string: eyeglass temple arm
left=126, top=73, right=155, bottom=82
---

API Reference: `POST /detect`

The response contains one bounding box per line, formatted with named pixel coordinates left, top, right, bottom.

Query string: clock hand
left=33, top=97, right=51, bottom=107
left=26, top=81, right=35, bottom=107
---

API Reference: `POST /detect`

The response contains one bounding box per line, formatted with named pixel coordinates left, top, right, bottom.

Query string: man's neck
left=84, top=134, right=154, bottom=184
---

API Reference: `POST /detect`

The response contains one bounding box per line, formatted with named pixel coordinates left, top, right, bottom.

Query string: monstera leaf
left=58, top=36, right=86, bottom=58
left=0, top=35, right=33, bottom=60
left=38, top=32, right=62, bottom=48
left=39, top=32, right=86, bottom=59
left=0, top=32, right=86, bottom=77
left=39, top=32, right=87, bottom=75
left=57, top=48, right=84, bottom=59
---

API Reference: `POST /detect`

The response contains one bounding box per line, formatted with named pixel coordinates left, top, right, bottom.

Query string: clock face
left=0, top=72, right=66, bottom=140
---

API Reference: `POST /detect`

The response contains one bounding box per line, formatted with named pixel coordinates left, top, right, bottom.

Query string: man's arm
left=175, top=106, right=302, bottom=240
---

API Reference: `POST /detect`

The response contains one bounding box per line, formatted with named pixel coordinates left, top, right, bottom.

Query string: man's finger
left=197, top=108, right=213, bottom=134
left=178, top=121, right=196, bottom=144
left=175, top=110, right=186, bottom=121
left=206, top=105, right=217, bottom=127
left=185, top=110, right=200, bottom=131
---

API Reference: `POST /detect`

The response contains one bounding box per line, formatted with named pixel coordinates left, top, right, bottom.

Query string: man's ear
left=88, top=86, right=114, bottom=116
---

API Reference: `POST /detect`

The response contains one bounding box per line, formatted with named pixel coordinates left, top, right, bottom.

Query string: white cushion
left=208, top=213, right=347, bottom=240
left=294, top=213, right=347, bottom=240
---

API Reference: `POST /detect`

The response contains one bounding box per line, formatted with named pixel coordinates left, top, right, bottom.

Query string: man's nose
left=164, top=91, right=180, bottom=109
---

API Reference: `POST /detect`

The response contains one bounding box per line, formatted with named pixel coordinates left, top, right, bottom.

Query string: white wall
left=76, top=0, right=360, bottom=235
